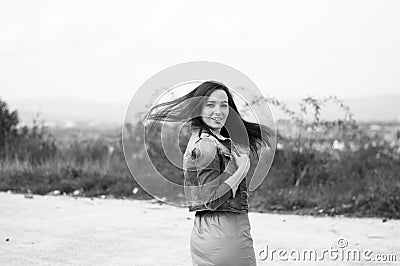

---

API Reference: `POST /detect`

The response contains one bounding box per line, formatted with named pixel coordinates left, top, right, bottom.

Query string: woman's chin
left=204, top=123, right=220, bottom=130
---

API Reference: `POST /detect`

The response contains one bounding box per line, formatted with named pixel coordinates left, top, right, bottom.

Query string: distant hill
left=4, top=94, right=400, bottom=128
left=276, top=94, right=400, bottom=122
left=6, top=97, right=128, bottom=129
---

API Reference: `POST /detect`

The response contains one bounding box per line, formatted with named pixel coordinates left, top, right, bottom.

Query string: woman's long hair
left=146, top=81, right=272, bottom=159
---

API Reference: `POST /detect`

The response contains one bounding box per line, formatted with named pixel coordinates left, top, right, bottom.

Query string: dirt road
left=1, top=192, right=398, bottom=265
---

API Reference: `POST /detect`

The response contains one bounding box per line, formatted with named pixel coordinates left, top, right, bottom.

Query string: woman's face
left=201, top=89, right=229, bottom=132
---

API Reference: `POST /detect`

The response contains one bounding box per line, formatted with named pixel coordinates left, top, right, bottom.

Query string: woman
left=147, top=81, right=271, bottom=266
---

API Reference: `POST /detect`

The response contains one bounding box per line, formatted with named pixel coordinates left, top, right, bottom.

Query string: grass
left=1, top=133, right=399, bottom=219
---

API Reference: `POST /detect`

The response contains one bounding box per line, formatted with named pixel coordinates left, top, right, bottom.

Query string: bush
left=1, top=96, right=399, bottom=218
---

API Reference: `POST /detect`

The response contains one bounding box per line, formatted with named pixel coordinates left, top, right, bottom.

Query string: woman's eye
left=221, top=104, right=228, bottom=108
left=206, top=103, right=214, bottom=107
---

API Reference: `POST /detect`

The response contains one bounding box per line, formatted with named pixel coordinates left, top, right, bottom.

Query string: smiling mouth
left=211, top=117, right=223, bottom=123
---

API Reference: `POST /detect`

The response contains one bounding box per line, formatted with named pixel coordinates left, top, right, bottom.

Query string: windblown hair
left=146, top=81, right=272, bottom=158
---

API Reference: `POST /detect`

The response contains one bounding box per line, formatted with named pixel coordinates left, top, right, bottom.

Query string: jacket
left=183, top=128, right=249, bottom=213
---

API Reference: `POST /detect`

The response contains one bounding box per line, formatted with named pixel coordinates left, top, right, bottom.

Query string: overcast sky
left=1, top=0, right=399, bottom=103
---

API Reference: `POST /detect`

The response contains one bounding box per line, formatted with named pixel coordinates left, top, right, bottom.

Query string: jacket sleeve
left=192, top=137, right=234, bottom=211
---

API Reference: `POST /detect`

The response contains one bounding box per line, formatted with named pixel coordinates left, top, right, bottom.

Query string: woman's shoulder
left=187, top=133, right=219, bottom=166
left=193, top=133, right=218, bottom=156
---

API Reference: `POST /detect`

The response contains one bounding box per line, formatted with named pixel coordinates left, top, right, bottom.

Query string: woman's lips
left=211, top=117, right=223, bottom=123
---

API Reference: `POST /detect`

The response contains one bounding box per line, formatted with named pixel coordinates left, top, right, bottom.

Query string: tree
left=0, top=97, right=20, bottom=160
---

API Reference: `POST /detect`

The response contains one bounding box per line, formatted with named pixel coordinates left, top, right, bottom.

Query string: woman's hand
left=231, top=152, right=250, bottom=171
left=225, top=152, right=250, bottom=195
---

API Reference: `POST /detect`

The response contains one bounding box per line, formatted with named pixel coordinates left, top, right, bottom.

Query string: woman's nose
left=213, top=105, right=221, bottom=114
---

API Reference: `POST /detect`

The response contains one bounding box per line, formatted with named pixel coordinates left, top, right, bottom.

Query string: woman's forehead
left=207, top=90, right=228, bottom=102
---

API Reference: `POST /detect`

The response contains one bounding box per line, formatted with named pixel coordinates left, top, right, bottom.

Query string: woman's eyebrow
left=206, top=100, right=228, bottom=103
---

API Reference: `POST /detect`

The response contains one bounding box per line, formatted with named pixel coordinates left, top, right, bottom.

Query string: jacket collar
left=212, top=132, right=230, bottom=141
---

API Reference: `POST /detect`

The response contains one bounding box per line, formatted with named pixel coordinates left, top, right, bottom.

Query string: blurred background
left=1, top=0, right=399, bottom=218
